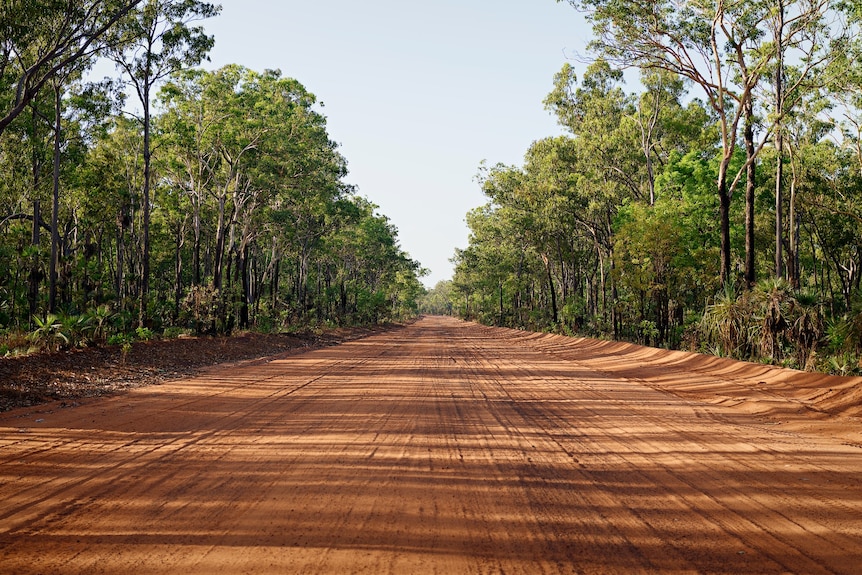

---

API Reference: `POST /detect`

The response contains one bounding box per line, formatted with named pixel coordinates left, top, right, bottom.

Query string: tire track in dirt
left=1, top=316, right=861, bottom=574
left=478, top=352, right=849, bottom=574
left=0, top=346, right=390, bottom=551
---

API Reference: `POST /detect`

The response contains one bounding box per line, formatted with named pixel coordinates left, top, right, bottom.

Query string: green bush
left=107, top=333, right=135, bottom=346
left=162, top=326, right=192, bottom=339
left=29, top=314, right=69, bottom=352
left=135, top=326, right=156, bottom=341
left=85, top=304, right=115, bottom=343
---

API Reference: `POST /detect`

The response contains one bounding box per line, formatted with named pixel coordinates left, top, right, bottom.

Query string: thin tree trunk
left=611, top=247, right=619, bottom=338
left=140, top=83, right=152, bottom=327
left=48, top=83, right=63, bottom=312
left=115, top=207, right=127, bottom=304
left=743, top=95, right=756, bottom=289
left=28, top=200, right=41, bottom=325
left=718, top=165, right=733, bottom=287
left=213, top=193, right=227, bottom=290
left=788, top=162, right=799, bottom=288
left=774, top=0, right=785, bottom=281
left=543, top=254, right=558, bottom=325
left=271, top=259, right=279, bottom=314
left=498, top=282, right=504, bottom=326
left=173, top=217, right=186, bottom=321
left=239, top=244, right=250, bottom=329
left=192, top=195, right=201, bottom=285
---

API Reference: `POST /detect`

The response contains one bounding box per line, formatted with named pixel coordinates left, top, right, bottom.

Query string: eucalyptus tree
left=452, top=203, right=532, bottom=325
left=562, top=0, right=777, bottom=285
left=0, top=0, right=143, bottom=135
left=347, top=210, right=406, bottom=323
left=0, top=0, right=133, bottom=315
left=226, top=67, right=347, bottom=322
left=459, top=66, right=710, bottom=335
left=107, top=0, right=219, bottom=324
left=79, top=114, right=143, bottom=308
left=157, top=67, right=216, bottom=286
left=259, top=77, right=348, bottom=317
left=191, top=65, right=263, bottom=296
left=473, top=162, right=541, bottom=325
left=562, top=0, right=860, bottom=286
left=544, top=63, right=686, bottom=331
left=798, top=138, right=862, bottom=311
left=765, top=0, right=857, bottom=283
left=157, top=65, right=351, bottom=328
left=455, top=159, right=561, bottom=328
left=39, top=70, right=124, bottom=314
left=518, top=136, right=624, bottom=327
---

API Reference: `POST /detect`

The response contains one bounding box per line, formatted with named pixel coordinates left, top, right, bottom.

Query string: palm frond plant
left=701, top=283, right=752, bottom=359
left=29, top=314, right=69, bottom=352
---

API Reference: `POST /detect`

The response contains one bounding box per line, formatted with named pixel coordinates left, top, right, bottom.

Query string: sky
left=199, top=1, right=593, bottom=287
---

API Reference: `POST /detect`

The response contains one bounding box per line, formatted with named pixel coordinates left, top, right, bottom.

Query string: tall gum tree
left=0, top=0, right=144, bottom=135
left=158, top=65, right=349, bottom=327
left=764, top=0, right=855, bottom=284
left=108, top=0, right=219, bottom=325
left=564, top=0, right=778, bottom=286
left=157, top=68, right=217, bottom=287
left=563, top=0, right=858, bottom=287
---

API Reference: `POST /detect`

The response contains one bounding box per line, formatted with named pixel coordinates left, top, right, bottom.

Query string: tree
left=565, top=0, right=858, bottom=286
left=157, top=65, right=356, bottom=329
left=420, top=280, right=455, bottom=316
left=108, top=0, right=219, bottom=325
left=157, top=68, right=215, bottom=286
left=769, top=0, right=858, bottom=284
left=565, top=0, right=778, bottom=285
left=0, top=0, right=143, bottom=135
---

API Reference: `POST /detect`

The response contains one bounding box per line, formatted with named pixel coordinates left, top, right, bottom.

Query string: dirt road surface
left=2, top=315, right=861, bottom=574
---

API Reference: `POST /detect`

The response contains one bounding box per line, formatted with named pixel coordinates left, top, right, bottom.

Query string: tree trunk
left=270, top=254, right=281, bottom=317
left=239, top=244, right=250, bottom=329
left=192, top=195, right=201, bottom=285
left=173, top=218, right=185, bottom=321
left=610, top=247, right=619, bottom=339
left=213, top=193, right=227, bottom=290
left=140, top=83, right=152, bottom=327
left=718, top=162, right=733, bottom=287
left=115, top=207, right=126, bottom=304
left=788, top=161, right=800, bottom=288
left=49, top=83, right=61, bottom=313
left=743, top=95, right=756, bottom=289
left=543, top=254, right=558, bottom=325
left=774, top=0, right=785, bottom=281
left=498, top=282, right=504, bottom=326
left=28, top=200, right=41, bottom=326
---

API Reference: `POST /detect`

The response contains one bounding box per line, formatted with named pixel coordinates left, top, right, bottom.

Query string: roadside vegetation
left=0, top=1, right=424, bottom=357
left=443, top=0, right=862, bottom=374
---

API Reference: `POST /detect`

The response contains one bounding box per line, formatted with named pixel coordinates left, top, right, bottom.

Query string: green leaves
left=111, top=0, right=220, bottom=85
left=0, top=0, right=145, bottom=134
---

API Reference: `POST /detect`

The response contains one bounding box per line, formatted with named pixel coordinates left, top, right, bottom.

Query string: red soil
left=1, top=315, right=860, bottom=573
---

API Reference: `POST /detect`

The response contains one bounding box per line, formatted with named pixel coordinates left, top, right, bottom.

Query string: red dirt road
left=1, top=315, right=861, bottom=574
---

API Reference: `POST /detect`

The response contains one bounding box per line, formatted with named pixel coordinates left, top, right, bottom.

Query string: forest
left=0, top=0, right=424, bottom=353
left=435, top=0, right=862, bottom=374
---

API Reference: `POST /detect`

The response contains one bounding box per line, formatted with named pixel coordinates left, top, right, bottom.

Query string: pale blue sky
left=201, top=1, right=592, bottom=287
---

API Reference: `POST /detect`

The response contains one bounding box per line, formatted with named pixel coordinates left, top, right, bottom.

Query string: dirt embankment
left=488, top=327, right=862, bottom=445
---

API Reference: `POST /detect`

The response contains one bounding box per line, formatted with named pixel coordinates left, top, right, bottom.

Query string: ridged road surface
left=1, top=315, right=861, bottom=574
